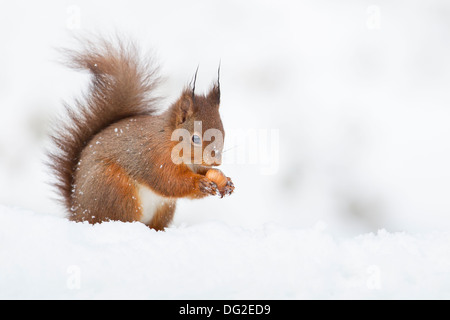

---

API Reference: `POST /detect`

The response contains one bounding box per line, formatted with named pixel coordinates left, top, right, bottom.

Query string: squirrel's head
left=170, top=72, right=224, bottom=170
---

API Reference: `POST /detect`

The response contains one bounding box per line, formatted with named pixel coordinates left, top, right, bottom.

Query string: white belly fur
left=136, top=183, right=168, bottom=225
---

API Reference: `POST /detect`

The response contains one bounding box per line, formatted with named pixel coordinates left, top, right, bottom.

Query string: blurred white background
left=1, top=0, right=450, bottom=237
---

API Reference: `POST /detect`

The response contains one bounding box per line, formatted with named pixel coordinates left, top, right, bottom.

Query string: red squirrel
left=48, top=36, right=234, bottom=230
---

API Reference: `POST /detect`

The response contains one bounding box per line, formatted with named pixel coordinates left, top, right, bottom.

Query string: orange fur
left=149, top=201, right=176, bottom=231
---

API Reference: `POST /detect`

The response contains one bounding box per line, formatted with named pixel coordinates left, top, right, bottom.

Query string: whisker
left=222, top=145, right=238, bottom=153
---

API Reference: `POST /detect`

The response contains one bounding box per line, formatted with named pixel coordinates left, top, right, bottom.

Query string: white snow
left=1, top=204, right=449, bottom=300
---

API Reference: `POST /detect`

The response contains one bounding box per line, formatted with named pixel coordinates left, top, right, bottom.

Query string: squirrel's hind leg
left=135, top=183, right=176, bottom=231
left=71, top=162, right=142, bottom=224
left=147, top=200, right=176, bottom=231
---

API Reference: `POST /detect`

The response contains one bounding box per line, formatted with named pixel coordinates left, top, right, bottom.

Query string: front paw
left=198, top=177, right=219, bottom=196
left=219, top=177, right=235, bottom=198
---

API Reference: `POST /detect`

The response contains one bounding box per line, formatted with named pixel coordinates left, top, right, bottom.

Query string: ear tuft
left=207, top=63, right=221, bottom=106
left=190, top=65, right=200, bottom=99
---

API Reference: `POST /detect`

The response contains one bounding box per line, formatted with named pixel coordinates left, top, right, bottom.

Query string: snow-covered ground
left=2, top=1, right=450, bottom=299
left=1, top=204, right=450, bottom=299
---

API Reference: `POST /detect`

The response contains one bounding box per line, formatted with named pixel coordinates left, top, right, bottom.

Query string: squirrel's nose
left=205, top=149, right=222, bottom=166
left=214, top=151, right=222, bottom=165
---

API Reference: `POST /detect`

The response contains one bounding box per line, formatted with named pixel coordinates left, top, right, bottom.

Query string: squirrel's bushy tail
left=48, top=35, right=160, bottom=209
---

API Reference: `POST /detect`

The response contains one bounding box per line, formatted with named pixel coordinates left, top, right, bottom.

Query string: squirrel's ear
left=207, top=63, right=221, bottom=106
left=175, top=91, right=194, bottom=125
left=207, top=84, right=220, bottom=106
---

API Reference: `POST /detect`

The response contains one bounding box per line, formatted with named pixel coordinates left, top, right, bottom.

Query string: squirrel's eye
left=191, top=134, right=202, bottom=146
